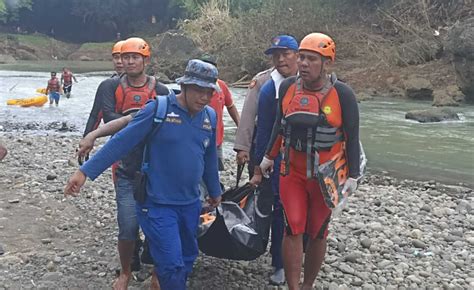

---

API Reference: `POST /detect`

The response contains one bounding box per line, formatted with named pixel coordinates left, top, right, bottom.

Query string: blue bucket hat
left=176, top=59, right=219, bottom=91
left=264, top=35, right=298, bottom=55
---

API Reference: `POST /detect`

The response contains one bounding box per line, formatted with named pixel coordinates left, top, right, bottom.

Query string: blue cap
left=176, top=59, right=219, bottom=91
left=264, top=35, right=298, bottom=55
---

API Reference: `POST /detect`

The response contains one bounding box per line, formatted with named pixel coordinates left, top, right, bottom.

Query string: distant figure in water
left=46, top=71, right=61, bottom=106
left=0, top=144, right=7, bottom=161
left=60, top=67, right=77, bottom=99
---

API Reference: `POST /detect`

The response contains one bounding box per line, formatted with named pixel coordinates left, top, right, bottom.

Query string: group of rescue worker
left=45, top=67, right=77, bottom=106
left=64, top=31, right=361, bottom=290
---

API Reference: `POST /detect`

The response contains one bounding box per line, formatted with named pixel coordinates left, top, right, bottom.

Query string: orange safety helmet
left=299, top=33, right=335, bottom=61
left=112, top=40, right=125, bottom=55
left=120, top=37, right=151, bottom=57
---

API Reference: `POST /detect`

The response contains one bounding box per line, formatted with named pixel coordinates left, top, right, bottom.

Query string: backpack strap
left=118, top=74, right=129, bottom=114
left=204, top=105, right=217, bottom=130
left=141, top=92, right=171, bottom=173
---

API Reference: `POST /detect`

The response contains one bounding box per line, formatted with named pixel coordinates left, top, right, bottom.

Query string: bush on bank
left=180, top=0, right=472, bottom=79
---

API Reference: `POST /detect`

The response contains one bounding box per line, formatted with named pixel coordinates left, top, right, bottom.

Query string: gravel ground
left=0, top=131, right=472, bottom=289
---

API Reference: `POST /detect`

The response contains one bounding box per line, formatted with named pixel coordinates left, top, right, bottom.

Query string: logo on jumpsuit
left=300, top=97, right=309, bottom=106
left=133, top=95, right=141, bottom=102
left=203, top=138, right=210, bottom=148
left=202, top=117, right=211, bottom=130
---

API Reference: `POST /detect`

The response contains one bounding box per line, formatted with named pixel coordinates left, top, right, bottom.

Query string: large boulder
left=15, top=49, right=39, bottom=60
left=403, top=77, right=433, bottom=100
left=432, top=85, right=465, bottom=107
left=0, top=54, right=15, bottom=64
left=68, top=43, right=112, bottom=61
left=405, top=108, right=460, bottom=123
left=446, top=17, right=474, bottom=103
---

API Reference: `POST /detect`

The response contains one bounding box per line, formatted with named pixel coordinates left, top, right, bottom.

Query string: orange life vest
left=62, top=71, right=72, bottom=84
left=114, top=75, right=157, bottom=115
left=47, top=78, right=60, bottom=92
left=279, top=76, right=346, bottom=179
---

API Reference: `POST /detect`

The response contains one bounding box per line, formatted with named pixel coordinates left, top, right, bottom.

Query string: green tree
left=0, top=0, right=32, bottom=23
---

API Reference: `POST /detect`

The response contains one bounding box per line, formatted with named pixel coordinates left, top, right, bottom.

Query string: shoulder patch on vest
left=323, top=106, right=332, bottom=114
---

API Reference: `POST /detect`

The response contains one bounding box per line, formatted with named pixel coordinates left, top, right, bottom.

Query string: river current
left=0, top=70, right=473, bottom=186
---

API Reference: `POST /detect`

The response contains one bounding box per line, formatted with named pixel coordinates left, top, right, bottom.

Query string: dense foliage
left=0, top=0, right=188, bottom=41
left=0, top=0, right=471, bottom=47
left=0, top=0, right=267, bottom=42
left=180, top=0, right=472, bottom=75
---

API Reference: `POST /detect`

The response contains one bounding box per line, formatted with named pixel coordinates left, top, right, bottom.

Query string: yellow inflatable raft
left=7, top=95, right=48, bottom=107
left=36, top=88, right=47, bottom=94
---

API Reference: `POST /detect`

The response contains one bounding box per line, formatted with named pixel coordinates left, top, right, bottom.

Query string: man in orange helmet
left=260, top=32, right=361, bottom=290
left=83, top=40, right=125, bottom=137
left=82, top=37, right=169, bottom=290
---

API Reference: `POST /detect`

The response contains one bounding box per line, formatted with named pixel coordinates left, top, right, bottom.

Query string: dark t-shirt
left=84, top=76, right=169, bottom=178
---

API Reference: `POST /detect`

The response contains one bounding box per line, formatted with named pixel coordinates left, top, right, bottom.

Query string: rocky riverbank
left=0, top=131, right=473, bottom=289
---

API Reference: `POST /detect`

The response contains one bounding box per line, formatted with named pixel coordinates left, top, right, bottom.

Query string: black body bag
left=197, top=165, right=273, bottom=260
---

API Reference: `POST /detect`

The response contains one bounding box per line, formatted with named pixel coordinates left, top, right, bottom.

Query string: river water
left=0, top=70, right=473, bottom=186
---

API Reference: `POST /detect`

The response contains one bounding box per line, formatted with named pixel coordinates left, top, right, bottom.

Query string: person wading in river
left=60, top=67, right=77, bottom=99
left=46, top=71, right=61, bottom=107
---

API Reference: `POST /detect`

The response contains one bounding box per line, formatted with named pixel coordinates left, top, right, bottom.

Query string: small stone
left=41, top=272, right=62, bottom=281
left=378, top=259, right=392, bottom=268
left=368, top=222, right=383, bottom=231
left=344, top=252, right=361, bottom=263
left=337, top=242, right=346, bottom=253
left=46, top=261, right=55, bottom=272
left=362, top=284, right=375, bottom=290
left=453, top=241, right=464, bottom=247
left=41, top=238, right=52, bottom=244
left=411, top=229, right=423, bottom=239
left=412, top=239, right=426, bottom=248
left=57, top=251, right=71, bottom=257
left=352, top=279, right=363, bottom=286
left=361, top=238, right=372, bottom=249
left=231, top=268, right=245, bottom=276
left=418, top=271, right=431, bottom=277
left=0, top=244, right=4, bottom=255
left=407, top=275, right=422, bottom=284
left=445, top=235, right=461, bottom=242
left=384, top=207, right=395, bottom=214
left=466, top=237, right=474, bottom=245
left=8, top=199, right=20, bottom=204
left=338, top=263, right=355, bottom=274
left=420, top=204, right=431, bottom=212
left=46, top=174, right=57, bottom=181
left=98, top=272, right=106, bottom=277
